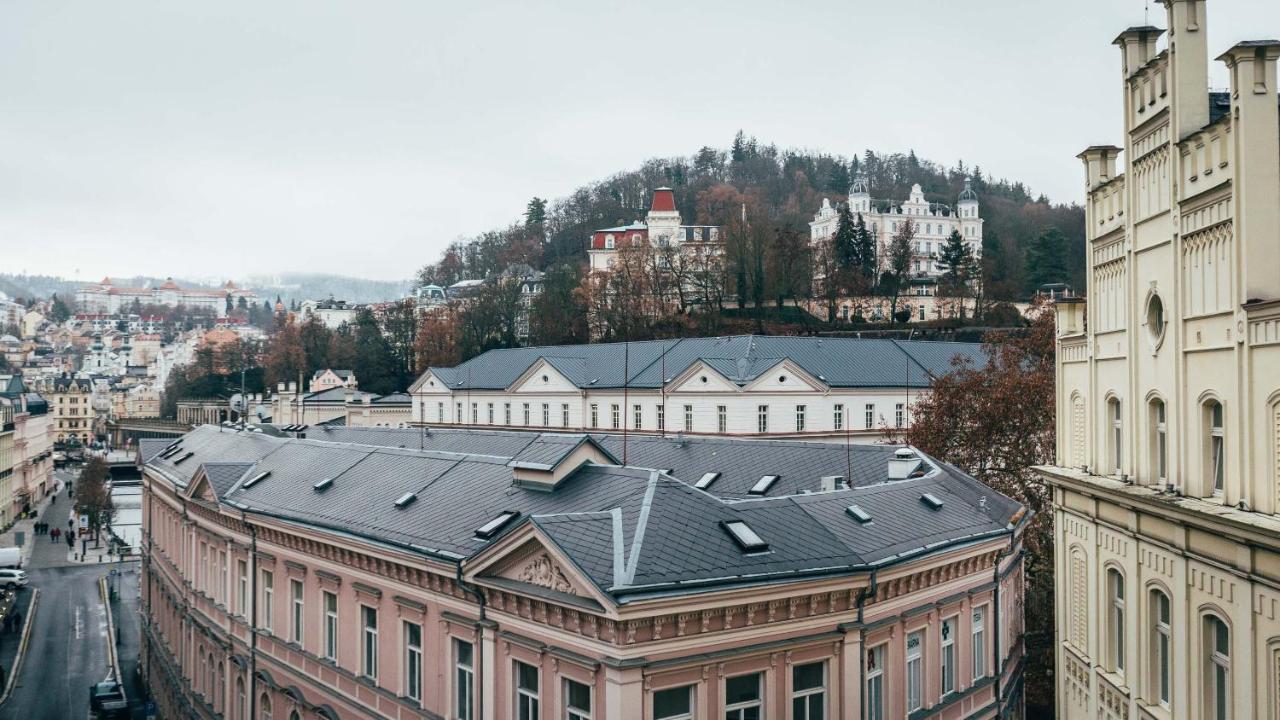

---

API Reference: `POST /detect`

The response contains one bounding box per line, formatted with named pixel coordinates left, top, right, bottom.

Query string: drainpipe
left=992, top=528, right=1020, bottom=718
left=245, top=513, right=258, bottom=720
left=855, top=568, right=878, bottom=720
left=456, top=563, right=487, bottom=720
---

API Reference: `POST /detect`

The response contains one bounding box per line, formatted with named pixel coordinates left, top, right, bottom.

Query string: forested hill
left=416, top=131, right=1086, bottom=302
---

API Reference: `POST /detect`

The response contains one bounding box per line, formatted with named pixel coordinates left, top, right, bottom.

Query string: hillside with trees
left=415, top=132, right=1085, bottom=347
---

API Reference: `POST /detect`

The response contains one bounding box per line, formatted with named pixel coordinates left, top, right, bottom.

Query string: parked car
left=89, top=680, right=128, bottom=719
left=0, top=568, right=25, bottom=590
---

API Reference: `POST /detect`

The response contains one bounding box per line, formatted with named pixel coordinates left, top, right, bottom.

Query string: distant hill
left=0, top=272, right=412, bottom=307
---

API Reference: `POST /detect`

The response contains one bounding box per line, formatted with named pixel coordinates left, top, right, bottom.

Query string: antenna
left=622, top=339, right=629, bottom=465
left=1144, top=0, right=1150, bottom=25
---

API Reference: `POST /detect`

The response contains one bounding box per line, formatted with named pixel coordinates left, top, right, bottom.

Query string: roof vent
left=242, top=470, right=271, bottom=488
left=920, top=493, right=944, bottom=510
left=749, top=475, right=780, bottom=496
left=474, top=511, right=519, bottom=539
left=172, top=451, right=195, bottom=465
left=313, top=477, right=333, bottom=492
left=394, top=492, right=417, bottom=509
left=721, top=520, right=769, bottom=552
left=889, top=448, right=922, bottom=479
left=845, top=504, right=873, bottom=523
left=694, top=472, right=720, bottom=490
left=820, top=475, right=845, bottom=492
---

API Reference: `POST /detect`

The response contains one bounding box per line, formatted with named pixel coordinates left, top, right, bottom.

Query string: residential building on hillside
left=587, top=187, right=723, bottom=274
left=309, top=368, right=357, bottom=393
left=299, top=298, right=358, bottom=329
left=410, top=335, right=982, bottom=443
left=139, top=424, right=1027, bottom=720
left=0, top=375, right=54, bottom=508
left=46, top=376, right=95, bottom=445
left=76, top=277, right=256, bottom=314
left=1035, top=4, right=1280, bottom=719
left=0, top=400, right=14, bottom=528
left=810, top=180, right=983, bottom=283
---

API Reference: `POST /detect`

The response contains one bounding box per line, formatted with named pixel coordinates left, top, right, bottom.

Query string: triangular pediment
left=666, top=360, right=740, bottom=393
left=468, top=529, right=610, bottom=612
left=408, top=370, right=447, bottom=394
left=507, top=357, right=581, bottom=393
left=741, top=358, right=829, bottom=393
left=185, top=467, right=218, bottom=503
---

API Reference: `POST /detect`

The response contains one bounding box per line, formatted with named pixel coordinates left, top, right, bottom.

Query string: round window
left=778, top=375, right=787, bottom=383
left=700, top=376, right=707, bottom=383
left=1146, top=294, right=1165, bottom=343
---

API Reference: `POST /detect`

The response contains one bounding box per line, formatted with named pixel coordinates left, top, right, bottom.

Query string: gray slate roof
left=146, top=425, right=1023, bottom=604
left=425, top=335, right=985, bottom=391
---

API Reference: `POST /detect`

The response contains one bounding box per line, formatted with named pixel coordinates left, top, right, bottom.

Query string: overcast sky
left=3, top=1, right=1278, bottom=284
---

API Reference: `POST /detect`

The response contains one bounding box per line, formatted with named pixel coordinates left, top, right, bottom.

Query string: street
left=0, top=472, right=143, bottom=720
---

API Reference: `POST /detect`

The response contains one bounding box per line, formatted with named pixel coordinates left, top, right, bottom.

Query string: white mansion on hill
left=810, top=178, right=984, bottom=280
left=587, top=187, right=723, bottom=273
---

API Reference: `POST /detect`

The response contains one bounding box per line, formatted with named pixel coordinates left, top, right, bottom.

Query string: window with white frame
left=796, top=404, right=806, bottom=432
left=724, top=673, right=761, bottom=720
left=1205, top=615, right=1230, bottom=720
left=1107, top=568, right=1125, bottom=673
left=684, top=405, right=693, bottom=432
left=895, top=403, right=905, bottom=428
left=472, top=403, right=478, bottom=424
left=792, top=661, right=825, bottom=720
left=488, top=403, right=494, bottom=424
left=437, top=402, right=444, bottom=422
left=1207, top=400, right=1225, bottom=494
left=866, top=644, right=885, bottom=720
left=259, top=570, right=274, bottom=632
left=564, top=678, right=591, bottom=720
left=1150, top=590, right=1171, bottom=707
left=322, top=591, right=337, bottom=661
left=561, top=404, right=570, bottom=427
left=290, top=579, right=304, bottom=644
left=522, top=403, right=530, bottom=425
left=656, top=404, right=664, bottom=431
left=1109, top=397, right=1123, bottom=474
left=833, top=404, right=843, bottom=431
left=906, top=630, right=924, bottom=711
left=403, top=621, right=422, bottom=703
left=634, top=404, right=643, bottom=431
left=1152, top=399, right=1167, bottom=484
left=717, top=405, right=727, bottom=433
left=360, top=605, right=378, bottom=680
left=652, top=685, right=693, bottom=720
left=504, top=403, right=511, bottom=425
left=455, top=639, right=475, bottom=720
left=865, top=403, right=875, bottom=430
left=237, top=559, right=248, bottom=618
left=541, top=403, right=549, bottom=426
left=972, top=605, right=987, bottom=679
left=941, top=616, right=957, bottom=696
left=515, top=661, right=540, bottom=720
left=590, top=404, right=598, bottom=428
left=611, top=404, right=620, bottom=430
left=456, top=402, right=462, bottom=422
left=757, top=405, right=769, bottom=433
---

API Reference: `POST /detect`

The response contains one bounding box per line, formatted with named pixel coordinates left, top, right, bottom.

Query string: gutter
left=455, top=564, right=487, bottom=720
left=244, top=511, right=258, bottom=720
left=991, top=510, right=1029, bottom=718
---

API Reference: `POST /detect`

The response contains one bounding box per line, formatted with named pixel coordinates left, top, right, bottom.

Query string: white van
left=0, top=547, right=22, bottom=569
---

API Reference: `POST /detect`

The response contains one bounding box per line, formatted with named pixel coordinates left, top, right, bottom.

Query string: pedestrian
left=66, top=534, right=73, bottom=549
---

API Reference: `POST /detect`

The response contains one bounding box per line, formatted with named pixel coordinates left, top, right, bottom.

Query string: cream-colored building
left=1036, top=3, right=1280, bottom=719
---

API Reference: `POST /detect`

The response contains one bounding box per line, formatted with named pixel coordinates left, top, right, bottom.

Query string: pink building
left=140, top=426, right=1027, bottom=720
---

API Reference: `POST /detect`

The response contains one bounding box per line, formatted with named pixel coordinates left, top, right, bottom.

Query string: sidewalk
left=0, top=480, right=64, bottom=568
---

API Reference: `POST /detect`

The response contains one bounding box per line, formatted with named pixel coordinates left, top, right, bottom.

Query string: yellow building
left=1036, top=2, right=1280, bottom=719
left=48, top=376, right=96, bottom=444
left=0, top=400, right=15, bottom=528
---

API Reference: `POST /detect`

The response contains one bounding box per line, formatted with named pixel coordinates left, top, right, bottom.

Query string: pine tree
left=853, top=213, right=876, bottom=279
left=940, top=230, right=973, bottom=288
left=826, top=160, right=850, bottom=194
left=882, top=219, right=916, bottom=322
left=1025, top=226, right=1069, bottom=290
left=832, top=204, right=857, bottom=270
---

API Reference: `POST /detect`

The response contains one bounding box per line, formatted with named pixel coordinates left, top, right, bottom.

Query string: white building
left=76, top=277, right=255, bottom=314
left=587, top=188, right=723, bottom=274
left=409, top=335, right=984, bottom=443
left=298, top=298, right=358, bottom=329
left=810, top=179, right=984, bottom=280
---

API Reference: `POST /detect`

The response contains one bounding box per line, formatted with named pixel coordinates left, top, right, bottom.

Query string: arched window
left=289, top=712, right=300, bottom=720
left=1108, top=397, right=1123, bottom=474
left=1068, top=548, right=1087, bottom=649
left=1150, top=399, right=1167, bottom=485
left=1204, top=615, right=1230, bottom=720
left=1107, top=569, right=1126, bottom=674
left=236, top=677, right=246, bottom=720
left=260, top=693, right=273, bottom=720
left=1205, top=400, right=1225, bottom=495
left=1149, top=590, right=1171, bottom=708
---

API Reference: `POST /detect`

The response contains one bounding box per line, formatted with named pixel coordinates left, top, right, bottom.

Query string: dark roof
left=147, top=426, right=1023, bottom=604
left=1209, top=92, right=1231, bottom=125
left=424, top=335, right=984, bottom=392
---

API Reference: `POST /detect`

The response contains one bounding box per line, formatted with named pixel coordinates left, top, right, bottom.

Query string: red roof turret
left=650, top=187, right=676, bottom=213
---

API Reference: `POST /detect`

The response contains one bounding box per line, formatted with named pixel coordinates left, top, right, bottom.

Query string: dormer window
left=722, top=520, right=768, bottom=552
left=604, top=235, right=615, bottom=249
left=921, top=493, right=944, bottom=510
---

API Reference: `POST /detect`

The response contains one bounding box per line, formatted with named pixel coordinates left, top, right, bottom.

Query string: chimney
left=1113, top=26, right=1163, bottom=79
left=1163, top=0, right=1210, bottom=140
left=819, top=475, right=845, bottom=492
left=888, top=448, right=922, bottom=479
left=1077, top=145, right=1122, bottom=191
left=1218, top=41, right=1280, bottom=301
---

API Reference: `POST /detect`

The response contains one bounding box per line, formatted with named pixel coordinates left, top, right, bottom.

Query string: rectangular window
left=237, top=559, right=248, bottom=617
left=488, top=403, right=494, bottom=424
left=634, top=404, right=643, bottom=431
left=541, top=403, right=549, bottom=427
left=1111, top=398, right=1123, bottom=473
left=866, top=644, right=885, bottom=720
left=323, top=591, right=338, bottom=661
left=792, top=661, right=825, bottom=720
left=561, top=404, right=570, bottom=427
left=833, top=404, right=843, bottom=431
left=656, top=405, right=664, bottom=431
left=1109, top=570, right=1126, bottom=673
left=471, top=403, right=478, bottom=424
left=1152, top=591, right=1170, bottom=707
left=1210, top=401, right=1224, bottom=494
left=437, top=402, right=444, bottom=422
left=895, top=403, right=905, bottom=428
left=523, top=403, right=530, bottom=426
left=260, top=570, right=274, bottom=632
left=290, top=579, right=304, bottom=644
left=757, top=405, right=769, bottom=433
left=724, top=673, right=761, bottom=720
left=516, top=661, right=540, bottom=720
left=972, top=605, right=987, bottom=680
left=564, top=678, right=592, bottom=720
left=653, top=686, right=692, bottom=720
left=456, top=402, right=462, bottom=422
left=865, top=403, right=875, bottom=429
left=906, top=630, right=923, bottom=712
left=796, top=404, right=806, bottom=432
left=455, top=639, right=475, bottom=720
left=717, top=405, right=727, bottom=433
left=590, top=404, right=598, bottom=428
left=403, top=621, right=422, bottom=703
left=361, top=605, right=378, bottom=679
left=611, top=404, right=620, bottom=430
left=684, top=405, right=693, bottom=432
left=1155, top=401, right=1167, bottom=482
left=504, top=403, right=511, bottom=425
left=941, top=616, right=957, bottom=696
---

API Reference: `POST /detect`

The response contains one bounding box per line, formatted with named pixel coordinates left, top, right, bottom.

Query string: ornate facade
left=1037, top=3, right=1280, bottom=719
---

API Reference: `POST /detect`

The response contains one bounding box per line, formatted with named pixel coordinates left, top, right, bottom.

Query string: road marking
left=75, top=605, right=83, bottom=639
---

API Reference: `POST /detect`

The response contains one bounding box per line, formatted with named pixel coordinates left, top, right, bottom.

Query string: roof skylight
left=748, top=475, right=780, bottom=495
left=921, top=493, right=944, bottom=510
left=694, top=472, right=720, bottom=490
left=474, top=511, right=519, bottom=539
left=845, top=504, right=873, bottom=523
left=394, top=492, right=417, bottom=509
left=722, top=520, right=769, bottom=552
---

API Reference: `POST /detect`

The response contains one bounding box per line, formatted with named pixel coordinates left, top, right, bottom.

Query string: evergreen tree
left=49, top=293, right=71, bottom=323
left=832, top=204, right=857, bottom=270
left=730, top=130, right=748, bottom=162
left=351, top=308, right=397, bottom=394
left=1025, top=226, right=1070, bottom=290
left=881, top=219, right=916, bottom=322
left=853, top=213, right=876, bottom=279
left=825, top=160, right=850, bottom=193
left=940, top=230, right=973, bottom=288
left=524, top=197, right=547, bottom=228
